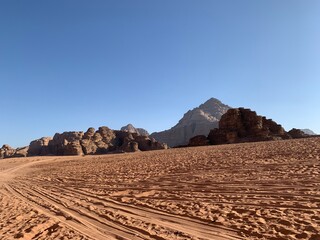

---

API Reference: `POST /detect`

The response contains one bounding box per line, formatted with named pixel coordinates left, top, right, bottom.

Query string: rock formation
left=208, top=108, right=291, bottom=145
left=188, top=135, right=208, bottom=146
left=28, top=137, right=52, bottom=156
left=49, top=132, right=84, bottom=156
left=151, top=98, right=231, bottom=147
left=121, top=124, right=149, bottom=136
left=13, top=146, right=29, bottom=158
left=23, top=126, right=167, bottom=158
left=0, top=144, right=29, bottom=159
left=301, top=129, right=317, bottom=135
left=0, top=125, right=167, bottom=159
left=0, top=144, right=16, bottom=159
left=288, top=128, right=309, bottom=139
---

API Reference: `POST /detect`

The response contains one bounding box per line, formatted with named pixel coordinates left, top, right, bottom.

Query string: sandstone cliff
left=0, top=126, right=167, bottom=159
left=188, top=108, right=313, bottom=147
left=25, top=127, right=167, bottom=157
left=207, top=108, right=291, bottom=145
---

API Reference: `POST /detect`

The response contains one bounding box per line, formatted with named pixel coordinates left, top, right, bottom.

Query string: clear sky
left=1, top=0, right=319, bottom=147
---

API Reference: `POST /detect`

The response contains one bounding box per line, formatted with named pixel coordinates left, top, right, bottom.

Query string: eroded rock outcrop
left=208, top=108, right=291, bottom=145
left=288, top=128, right=308, bottom=139
left=22, top=126, right=167, bottom=157
left=0, top=144, right=16, bottom=159
left=0, top=144, right=29, bottom=159
left=49, top=132, right=84, bottom=156
left=13, top=146, right=29, bottom=158
left=28, top=137, right=52, bottom=156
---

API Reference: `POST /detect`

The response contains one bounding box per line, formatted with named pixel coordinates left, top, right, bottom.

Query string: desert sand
left=0, top=138, right=319, bottom=240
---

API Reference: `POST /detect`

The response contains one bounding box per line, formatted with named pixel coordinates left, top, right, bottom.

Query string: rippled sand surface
left=0, top=138, right=319, bottom=240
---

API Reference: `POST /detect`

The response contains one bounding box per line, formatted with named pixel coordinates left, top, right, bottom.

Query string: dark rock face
left=208, top=108, right=291, bottom=145
left=151, top=98, right=231, bottom=147
left=133, top=135, right=166, bottom=151
left=188, top=135, right=208, bottom=146
left=288, top=128, right=308, bottom=139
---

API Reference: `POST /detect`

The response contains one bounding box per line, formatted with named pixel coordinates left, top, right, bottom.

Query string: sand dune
left=0, top=138, right=319, bottom=239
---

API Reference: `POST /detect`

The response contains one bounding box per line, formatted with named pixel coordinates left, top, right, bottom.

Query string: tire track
left=5, top=183, right=153, bottom=240
left=45, top=185, right=243, bottom=240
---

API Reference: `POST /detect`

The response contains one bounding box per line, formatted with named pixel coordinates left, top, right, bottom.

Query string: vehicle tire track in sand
left=61, top=188, right=241, bottom=239
left=0, top=155, right=245, bottom=239
left=10, top=183, right=162, bottom=240
left=39, top=185, right=242, bottom=240
left=4, top=184, right=115, bottom=240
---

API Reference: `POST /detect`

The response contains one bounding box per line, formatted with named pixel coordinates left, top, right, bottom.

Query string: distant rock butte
left=208, top=108, right=291, bottom=144
left=301, top=129, right=317, bottom=135
left=188, top=108, right=313, bottom=146
left=151, top=98, right=231, bottom=147
left=287, top=128, right=309, bottom=139
left=0, top=126, right=167, bottom=159
left=121, top=124, right=149, bottom=136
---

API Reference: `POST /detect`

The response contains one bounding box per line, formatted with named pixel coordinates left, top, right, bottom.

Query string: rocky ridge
left=151, top=98, right=231, bottom=147
left=1, top=126, right=167, bottom=159
left=189, top=108, right=314, bottom=146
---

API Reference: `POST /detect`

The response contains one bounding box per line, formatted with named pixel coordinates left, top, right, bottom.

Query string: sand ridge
left=0, top=138, right=319, bottom=239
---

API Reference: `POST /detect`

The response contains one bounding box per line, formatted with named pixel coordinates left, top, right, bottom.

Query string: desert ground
left=0, top=138, right=319, bottom=240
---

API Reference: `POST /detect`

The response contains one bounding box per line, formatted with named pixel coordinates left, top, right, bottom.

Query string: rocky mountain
left=0, top=126, right=167, bottom=159
left=121, top=124, right=149, bottom=136
left=301, top=129, right=317, bottom=135
left=188, top=108, right=312, bottom=146
left=150, top=98, right=231, bottom=147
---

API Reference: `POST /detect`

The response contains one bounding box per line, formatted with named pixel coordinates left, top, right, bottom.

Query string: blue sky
left=1, top=0, right=319, bottom=147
